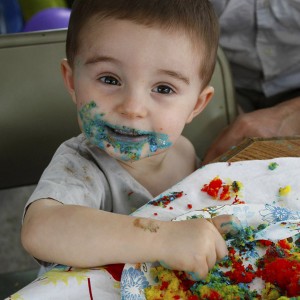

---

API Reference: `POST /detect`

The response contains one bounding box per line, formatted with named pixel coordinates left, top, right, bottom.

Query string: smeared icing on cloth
left=268, top=162, right=279, bottom=171
left=279, top=185, right=292, bottom=197
left=144, top=225, right=300, bottom=299
left=148, top=191, right=184, bottom=208
left=201, top=176, right=243, bottom=201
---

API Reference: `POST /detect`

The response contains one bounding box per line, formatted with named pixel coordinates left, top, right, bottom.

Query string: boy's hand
left=157, top=214, right=240, bottom=280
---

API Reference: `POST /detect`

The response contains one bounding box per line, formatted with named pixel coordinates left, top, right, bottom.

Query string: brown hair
left=66, top=0, right=219, bottom=88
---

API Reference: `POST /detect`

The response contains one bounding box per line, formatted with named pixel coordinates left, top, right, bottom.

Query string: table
left=6, top=138, right=300, bottom=300
left=214, top=136, right=300, bottom=162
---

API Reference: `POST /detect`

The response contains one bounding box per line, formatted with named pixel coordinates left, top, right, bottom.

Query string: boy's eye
left=153, top=85, right=174, bottom=94
left=99, top=76, right=121, bottom=86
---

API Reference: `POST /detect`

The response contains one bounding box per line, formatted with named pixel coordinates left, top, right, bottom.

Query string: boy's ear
left=61, top=59, right=77, bottom=104
left=186, top=86, right=214, bottom=124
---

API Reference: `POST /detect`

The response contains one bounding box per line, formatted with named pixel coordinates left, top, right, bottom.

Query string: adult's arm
left=203, top=97, right=300, bottom=164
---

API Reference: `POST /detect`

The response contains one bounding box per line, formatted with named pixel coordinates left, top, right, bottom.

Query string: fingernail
left=159, top=261, right=171, bottom=269
left=221, top=219, right=242, bottom=235
left=187, top=271, right=201, bottom=281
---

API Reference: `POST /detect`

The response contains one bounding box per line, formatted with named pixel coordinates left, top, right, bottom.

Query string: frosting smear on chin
left=78, top=101, right=172, bottom=161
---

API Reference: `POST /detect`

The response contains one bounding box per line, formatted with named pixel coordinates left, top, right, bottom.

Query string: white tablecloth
left=7, top=157, right=300, bottom=300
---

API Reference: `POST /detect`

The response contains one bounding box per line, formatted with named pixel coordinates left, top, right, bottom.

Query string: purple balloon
left=23, top=8, right=71, bottom=32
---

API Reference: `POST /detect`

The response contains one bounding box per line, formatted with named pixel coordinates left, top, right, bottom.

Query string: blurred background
left=0, top=1, right=76, bottom=297
left=0, top=0, right=75, bottom=34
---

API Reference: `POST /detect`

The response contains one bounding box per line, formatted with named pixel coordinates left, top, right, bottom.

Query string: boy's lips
left=106, top=125, right=148, bottom=142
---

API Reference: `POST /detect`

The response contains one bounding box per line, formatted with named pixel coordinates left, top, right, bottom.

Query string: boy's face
left=62, top=18, right=213, bottom=161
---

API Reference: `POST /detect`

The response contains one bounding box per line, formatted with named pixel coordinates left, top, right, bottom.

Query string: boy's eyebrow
left=84, top=55, right=120, bottom=65
left=84, top=56, right=190, bottom=85
left=159, top=69, right=190, bottom=85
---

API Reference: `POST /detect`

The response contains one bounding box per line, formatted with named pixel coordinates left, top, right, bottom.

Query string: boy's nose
left=116, top=94, right=148, bottom=119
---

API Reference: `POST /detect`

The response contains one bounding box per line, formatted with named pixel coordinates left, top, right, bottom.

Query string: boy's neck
left=118, top=151, right=169, bottom=197
left=117, top=138, right=197, bottom=197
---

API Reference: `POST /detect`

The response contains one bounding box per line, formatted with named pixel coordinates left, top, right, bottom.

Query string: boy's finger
left=210, top=214, right=241, bottom=236
left=159, top=260, right=172, bottom=269
left=192, top=262, right=209, bottom=280
left=215, top=233, right=229, bottom=261
left=186, top=271, right=202, bottom=281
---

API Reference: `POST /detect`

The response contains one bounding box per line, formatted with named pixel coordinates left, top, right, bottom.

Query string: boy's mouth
left=112, top=127, right=141, bottom=137
left=79, top=101, right=173, bottom=159
left=106, top=125, right=148, bottom=141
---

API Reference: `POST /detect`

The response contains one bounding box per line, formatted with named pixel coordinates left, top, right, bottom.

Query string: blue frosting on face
left=78, top=101, right=172, bottom=161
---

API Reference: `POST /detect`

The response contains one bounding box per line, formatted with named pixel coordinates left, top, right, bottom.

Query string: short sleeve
left=24, top=136, right=111, bottom=217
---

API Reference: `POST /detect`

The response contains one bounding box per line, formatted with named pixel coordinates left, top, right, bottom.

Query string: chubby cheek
left=155, top=117, right=186, bottom=144
left=77, top=100, right=106, bottom=138
left=73, top=75, right=100, bottom=109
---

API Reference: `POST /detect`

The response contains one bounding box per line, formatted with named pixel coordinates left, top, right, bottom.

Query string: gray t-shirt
left=25, top=134, right=154, bottom=271
left=26, top=134, right=153, bottom=216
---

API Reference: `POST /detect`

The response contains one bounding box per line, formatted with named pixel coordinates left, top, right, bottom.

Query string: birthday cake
left=121, top=158, right=300, bottom=300
left=144, top=229, right=300, bottom=300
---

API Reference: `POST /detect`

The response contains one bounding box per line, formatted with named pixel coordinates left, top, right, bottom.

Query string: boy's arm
left=22, top=199, right=160, bottom=267
left=22, top=198, right=234, bottom=279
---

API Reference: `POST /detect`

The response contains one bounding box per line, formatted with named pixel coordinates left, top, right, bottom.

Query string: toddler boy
left=22, top=0, right=235, bottom=280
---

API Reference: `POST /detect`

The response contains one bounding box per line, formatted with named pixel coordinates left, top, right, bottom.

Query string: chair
left=182, top=46, right=237, bottom=158
left=0, top=29, right=236, bottom=298
left=0, top=30, right=79, bottom=299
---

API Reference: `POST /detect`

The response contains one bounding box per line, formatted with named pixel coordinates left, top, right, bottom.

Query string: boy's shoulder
left=56, top=134, right=94, bottom=159
left=50, top=134, right=103, bottom=171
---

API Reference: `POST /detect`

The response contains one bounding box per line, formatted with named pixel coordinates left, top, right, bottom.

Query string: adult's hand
left=202, top=97, right=300, bottom=164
